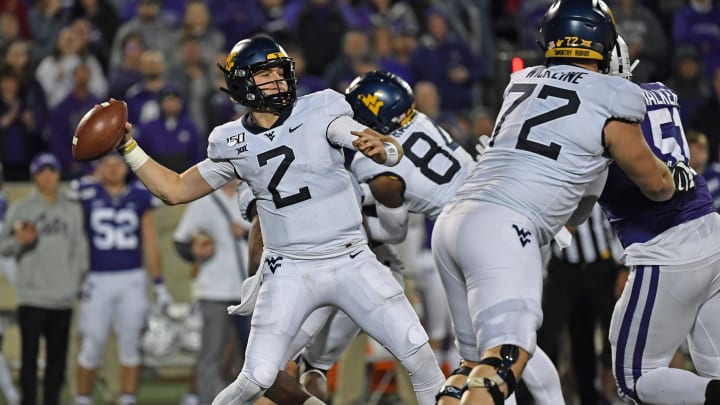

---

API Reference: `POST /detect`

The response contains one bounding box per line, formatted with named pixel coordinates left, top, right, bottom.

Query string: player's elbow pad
left=365, top=203, right=409, bottom=244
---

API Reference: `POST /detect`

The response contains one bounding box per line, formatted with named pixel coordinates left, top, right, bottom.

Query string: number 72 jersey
left=449, top=64, right=647, bottom=245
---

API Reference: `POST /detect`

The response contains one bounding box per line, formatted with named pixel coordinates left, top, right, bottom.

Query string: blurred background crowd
left=0, top=0, right=720, bottom=404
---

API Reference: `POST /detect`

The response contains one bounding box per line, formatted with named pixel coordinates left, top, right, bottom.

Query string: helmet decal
left=225, top=51, right=237, bottom=71
left=358, top=93, right=384, bottom=116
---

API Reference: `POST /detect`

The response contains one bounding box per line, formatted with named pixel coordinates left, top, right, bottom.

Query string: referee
left=537, top=203, right=625, bottom=405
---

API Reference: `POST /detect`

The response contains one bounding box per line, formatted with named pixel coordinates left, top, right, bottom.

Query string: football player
left=70, top=153, right=172, bottom=405
left=233, top=72, right=566, bottom=405
left=109, top=35, right=445, bottom=405
left=601, top=35, right=720, bottom=405
left=431, top=1, right=681, bottom=404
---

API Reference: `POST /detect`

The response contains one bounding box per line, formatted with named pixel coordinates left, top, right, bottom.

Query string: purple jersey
left=600, top=82, right=715, bottom=247
left=71, top=178, right=158, bottom=272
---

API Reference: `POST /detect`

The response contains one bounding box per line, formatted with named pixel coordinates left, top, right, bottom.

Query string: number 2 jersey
left=351, top=111, right=475, bottom=219
left=447, top=64, right=646, bottom=245
left=599, top=82, right=716, bottom=250
left=70, top=177, right=159, bottom=272
left=198, top=90, right=367, bottom=258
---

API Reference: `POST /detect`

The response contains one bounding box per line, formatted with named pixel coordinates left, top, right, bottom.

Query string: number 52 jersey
left=448, top=64, right=646, bottom=245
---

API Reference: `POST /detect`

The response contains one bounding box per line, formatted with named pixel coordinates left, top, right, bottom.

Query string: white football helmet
left=141, top=308, right=182, bottom=358
left=608, top=35, right=638, bottom=80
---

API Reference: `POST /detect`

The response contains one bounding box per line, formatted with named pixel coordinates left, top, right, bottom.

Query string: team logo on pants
left=265, top=256, right=283, bottom=273
left=512, top=224, right=532, bottom=247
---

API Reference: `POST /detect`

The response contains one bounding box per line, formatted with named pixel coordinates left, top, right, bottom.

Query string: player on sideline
left=107, top=35, right=444, bottom=405
left=601, top=35, right=720, bottom=405
left=431, top=1, right=683, bottom=404
left=69, top=153, right=172, bottom=405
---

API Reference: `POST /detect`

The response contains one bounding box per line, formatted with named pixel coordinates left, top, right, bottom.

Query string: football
left=72, top=99, right=128, bottom=161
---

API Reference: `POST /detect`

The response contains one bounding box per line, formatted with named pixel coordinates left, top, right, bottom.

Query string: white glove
left=227, top=271, right=263, bottom=316
left=475, top=135, right=491, bottom=160
left=154, top=282, right=174, bottom=310
left=553, top=227, right=573, bottom=249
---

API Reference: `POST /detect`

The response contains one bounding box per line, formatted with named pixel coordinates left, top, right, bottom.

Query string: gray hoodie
left=0, top=190, right=88, bottom=309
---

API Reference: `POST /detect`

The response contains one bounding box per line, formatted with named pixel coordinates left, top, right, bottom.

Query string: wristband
left=383, top=142, right=400, bottom=166
left=153, top=276, right=164, bottom=285
left=117, top=138, right=150, bottom=171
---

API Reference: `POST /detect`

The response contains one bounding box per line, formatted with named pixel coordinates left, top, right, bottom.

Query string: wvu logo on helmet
left=225, top=51, right=238, bottom=71
left=358, top=93, right=384, bottom=116
left=266, top=51, right=287, bottom=60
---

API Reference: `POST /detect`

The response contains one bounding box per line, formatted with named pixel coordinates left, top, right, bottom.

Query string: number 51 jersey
left=448, top=64, right=646, bottom=245
left=70, top=177, right=159, bottom=272
left=351, top=111, right=475, bottom=219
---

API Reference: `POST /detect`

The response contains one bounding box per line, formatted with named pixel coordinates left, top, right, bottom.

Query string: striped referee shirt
left=551, top=204, right=623, bottom=265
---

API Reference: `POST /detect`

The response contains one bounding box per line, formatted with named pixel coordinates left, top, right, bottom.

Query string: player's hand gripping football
left=668, top=160, right=696, bottom=193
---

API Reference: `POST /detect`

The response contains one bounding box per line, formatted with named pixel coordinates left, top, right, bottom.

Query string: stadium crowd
left=0, top=0, right=720, bottom=405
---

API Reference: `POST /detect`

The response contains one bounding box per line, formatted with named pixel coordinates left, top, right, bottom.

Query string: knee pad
left=463, top=345, right=520, bottom=405
left=78, top=337, right=105, bottom=369
left=435, top=366, right=473, bottom=401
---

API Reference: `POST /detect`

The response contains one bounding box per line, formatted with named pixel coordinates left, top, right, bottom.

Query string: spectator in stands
left=284, top=42, right=325, bottom=97
left=71, top=17, right=110, bottom=74
left=171, top=1, right=225, bottom=71
left=0, top=0, right=30, bottom=41
left=413, top=80, right=466, bottom=143
left=389, top=22, right=418, bottom=84
left=108, top=32, right=145, bottom=100
left=0, top=12, right=23, bottom=56
left=48, top=63, right=101, bottom=179
left=135, top=86, right=203, bottom=173
left=4, top=39, right=48, bottom=143
left=434, top=0, right=496, bottom=79
left=203, top=52, right=245, bottom=132
left=205, top=0, right=265, bottom=50
left=410, top=7, right=481, bottom=114
left=295, top=0, right=347, bottom=77
left=324, top=29, right=371, bottom=91
left=338, top=0, right=418, bottom=33
left=71, top=0, right=121, bottom=69
left=0, top=67, right=42, bottom=182
left=167, top=35, right=213, bottom=134
left=125, top=49, right=170, bottom=125
left=666, top=45, right=711, bottom=124
left=34, top=26, right=107, bottom=108
left=173, top=179, right=251, bottom=405
left=371, top=25, right=413, bottom=83
left=0, top=153, right=87, bottom=405
left=118, top=0, right=185, bottom=28
left=256, top=0, right=305, bottom=43
left=28, top=0, right=72, bottom=63
left=612, top=0, right=667, bottom=81
left=690, top=65, right=720, bottom=163
left=687, top=131, right=720, bottom=212
left=110, top=0, right=173, bottom=68
left=673, top=0, right=720, bottom=78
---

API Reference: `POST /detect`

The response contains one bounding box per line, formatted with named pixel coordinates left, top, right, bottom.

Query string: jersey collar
left=241, top=106, right=294, bottom=135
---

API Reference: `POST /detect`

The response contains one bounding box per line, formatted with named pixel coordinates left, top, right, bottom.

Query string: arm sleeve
left=197, top=158, right=238, bottom=189
left=364, top=203, right=409, bottom=244
left=326, top=115, right=369, bottom=149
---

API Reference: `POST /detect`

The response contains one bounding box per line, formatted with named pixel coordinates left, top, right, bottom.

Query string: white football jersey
left=351, top=112, right=475, bottom=219
left=199, top=90, right=365, bottom=258
left=448, top=64, right=646, bottom=245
